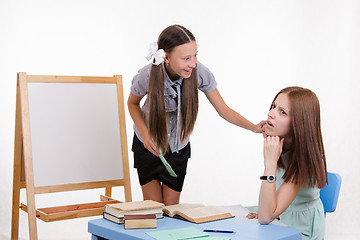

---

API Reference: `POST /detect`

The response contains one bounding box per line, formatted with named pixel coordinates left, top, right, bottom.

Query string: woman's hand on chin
left=263, top=136, right=284, bottom=168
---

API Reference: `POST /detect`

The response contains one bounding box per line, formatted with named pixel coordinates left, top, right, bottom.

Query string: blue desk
left=88, top=217, right=301, bottom=240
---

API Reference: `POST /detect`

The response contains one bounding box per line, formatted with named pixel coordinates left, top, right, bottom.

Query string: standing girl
left=247, top=87, right=327, bottom=239
left=128, top=24, right=264, bottom=205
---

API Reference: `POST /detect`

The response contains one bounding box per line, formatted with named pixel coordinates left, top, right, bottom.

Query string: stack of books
left=103, top=200, right=164, bottom=225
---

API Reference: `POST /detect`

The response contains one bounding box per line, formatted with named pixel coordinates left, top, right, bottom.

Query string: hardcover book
left=124, top=214, right=157, bottom=229
left=103, top=211, right=163, bottom=224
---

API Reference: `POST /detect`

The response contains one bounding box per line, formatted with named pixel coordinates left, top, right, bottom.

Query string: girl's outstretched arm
left=127, top=92, right=159, bottom=156
left=205, top=88, right=265, bottom=133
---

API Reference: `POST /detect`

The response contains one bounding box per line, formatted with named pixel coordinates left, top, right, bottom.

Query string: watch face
left=267, top=175, right=276, bottom=182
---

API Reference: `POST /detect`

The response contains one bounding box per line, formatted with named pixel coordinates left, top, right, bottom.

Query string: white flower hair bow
left=145, top=42, right=165, bottom=65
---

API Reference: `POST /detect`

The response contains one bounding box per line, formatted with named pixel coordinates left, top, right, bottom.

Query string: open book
left=162, top=203, right=233, bottom=224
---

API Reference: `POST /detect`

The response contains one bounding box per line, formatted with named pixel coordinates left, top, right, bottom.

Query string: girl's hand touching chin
left=253, top=120, right=267, bottom=133
left=263, top=135, right=284, bottom=169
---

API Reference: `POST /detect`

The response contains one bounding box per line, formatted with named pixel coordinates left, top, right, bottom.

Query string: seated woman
left=247, top=87, right=328, bottom=239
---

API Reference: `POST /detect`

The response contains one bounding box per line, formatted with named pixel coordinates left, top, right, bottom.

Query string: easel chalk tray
left=11, top=73, right=132, bottom=240
left=20, top=195, right=122, bottom=222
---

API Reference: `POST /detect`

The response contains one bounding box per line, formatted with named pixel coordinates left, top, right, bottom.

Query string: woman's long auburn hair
left=274, top=87, right=328, bottom=188
left=147, top=25, right=198, bottom=154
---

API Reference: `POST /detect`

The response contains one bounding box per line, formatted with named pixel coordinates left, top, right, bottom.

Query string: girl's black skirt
left=132, top=134, right=191, bottom=192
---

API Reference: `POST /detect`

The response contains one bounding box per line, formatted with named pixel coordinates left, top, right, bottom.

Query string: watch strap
left=260, top=176, right=267, bottom=180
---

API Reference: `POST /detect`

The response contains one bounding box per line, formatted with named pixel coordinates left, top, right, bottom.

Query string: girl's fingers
left=150, top=143, right=159, bottom=156
left=246, top=212, right=258, bottom=219
left=260, top=120, right=267, bottom=128
left=256, top=120, right=267, bottom=133
left=149, top=147, right=158, bottom=157
left=144, top=142, right=159, bottom=157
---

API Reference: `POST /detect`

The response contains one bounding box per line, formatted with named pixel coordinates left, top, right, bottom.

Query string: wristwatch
left=260, top=175, right=276, bottom=183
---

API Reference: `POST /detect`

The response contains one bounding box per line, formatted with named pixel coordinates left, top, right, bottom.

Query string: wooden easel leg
left=25, top=186, right=38, bottom=240
left=11, top=80, right=23, bottom=240
left=124, top=179, right=132, bottom=202
left=18, top=72, right=38, bottom=240
left=11, top=143, right=21, bottom=240
left=115, top=75, right=132, bottom=203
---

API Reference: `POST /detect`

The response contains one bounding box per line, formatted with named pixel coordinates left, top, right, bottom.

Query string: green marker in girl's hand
left=158, top=150, right=177, bottom=177
left=153, top=141, right=177, bottom=177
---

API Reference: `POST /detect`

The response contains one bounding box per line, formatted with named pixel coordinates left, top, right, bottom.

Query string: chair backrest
left=320, top=172, right=342, bottom=214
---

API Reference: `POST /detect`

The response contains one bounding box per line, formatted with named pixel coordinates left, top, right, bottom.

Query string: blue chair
left=320, top=172, right=342, bottom=214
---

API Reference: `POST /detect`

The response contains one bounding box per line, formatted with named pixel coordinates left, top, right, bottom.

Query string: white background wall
left=1, top=0, right=359, bottom=239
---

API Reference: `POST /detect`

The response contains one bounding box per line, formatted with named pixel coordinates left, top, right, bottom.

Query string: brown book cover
left=124, top=214, right=157, bottom=229
left=124, top=214, right=157, bottom=220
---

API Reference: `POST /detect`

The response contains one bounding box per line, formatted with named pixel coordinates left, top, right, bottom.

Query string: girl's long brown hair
left=275, top=87, right=328, bottom=188
left=147, top=25, right=198, bottom=154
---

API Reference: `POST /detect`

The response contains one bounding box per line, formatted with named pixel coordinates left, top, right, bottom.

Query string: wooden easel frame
left=11, top=73, right=132, bottom=240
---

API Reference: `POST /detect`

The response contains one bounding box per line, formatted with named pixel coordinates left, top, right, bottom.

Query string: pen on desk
left=203, top=229, right=235, bottom=233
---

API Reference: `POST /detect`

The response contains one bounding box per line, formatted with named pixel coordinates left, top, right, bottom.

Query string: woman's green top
left=277, top=152, right=325, bottom=240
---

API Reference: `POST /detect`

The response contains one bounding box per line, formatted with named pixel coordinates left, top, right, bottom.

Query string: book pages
left=107, top=200, right=164, bottom=211
left=163, top=203, right=204, bottom=217
left=179, top=206, right=229, bottom=219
